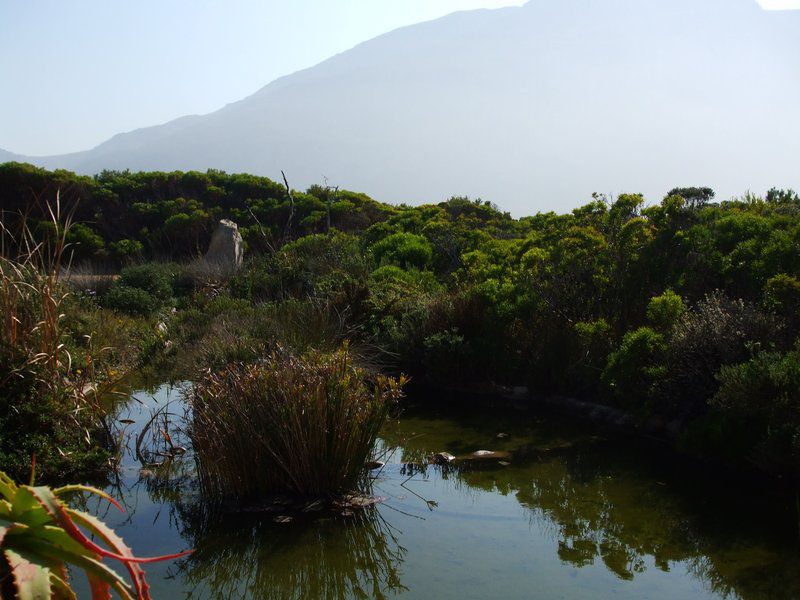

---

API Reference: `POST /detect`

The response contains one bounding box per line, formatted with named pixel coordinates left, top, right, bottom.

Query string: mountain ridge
left=4, top=0, right=799, bottom=213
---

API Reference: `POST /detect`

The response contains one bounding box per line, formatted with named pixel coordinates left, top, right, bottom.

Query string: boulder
left=204, top=219, right=243, bottom=271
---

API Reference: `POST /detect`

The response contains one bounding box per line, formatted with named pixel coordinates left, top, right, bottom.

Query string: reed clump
left=190, top=346, right=405, bottom=501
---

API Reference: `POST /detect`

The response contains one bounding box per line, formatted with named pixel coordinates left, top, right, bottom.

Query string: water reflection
left=381, top=408, right=800, bottom=600
left=101, top=386, right=800, bottom=600
left=174, top=504, right=406, bottom=600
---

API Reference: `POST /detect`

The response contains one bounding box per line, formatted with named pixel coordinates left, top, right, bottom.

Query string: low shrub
left=712, top=349, right=800, bottom=473
left=657, top=291, right=782, bottom=417
left=190, top=346, right=405, bottom=500
left=602, top=327, right=666, bottom=407
left=103, top=284, right=159, bottom=316
left=104, top=262, right=179, bottom=316
left=117, top=263, right=175, bottom=301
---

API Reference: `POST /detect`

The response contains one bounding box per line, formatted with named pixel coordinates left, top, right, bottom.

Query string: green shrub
left=646, top=290, right=684, bottom=332
left=602, top=327, right=666, bottom=406
left=658, top=292, right=781, bottom=417
left=104, top=263, right=178, bottom=316
left=109, top=238, right=144, bottom=260
left=103, top=285, right=159, bottom=317
left=764, top=273, right=800, bottom=312
left=370, top=232, right=433, bottom=270
left=712, top=349, right=800, bottom=472
left=190, top=346, right=405, bottom=500
left=422, top=328, right=469, bottom=383
left=117, top=263, right=175, bottom=301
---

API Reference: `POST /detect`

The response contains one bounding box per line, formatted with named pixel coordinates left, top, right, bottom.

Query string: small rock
left=429, top=452, right=456, bottom=465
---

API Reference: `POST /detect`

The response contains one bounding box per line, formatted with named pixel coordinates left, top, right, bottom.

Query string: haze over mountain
left=3, top=0, right=799, bottom=215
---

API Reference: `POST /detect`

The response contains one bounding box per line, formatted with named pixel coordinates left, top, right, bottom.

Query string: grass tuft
left=190, top=345, right=405, bottom=501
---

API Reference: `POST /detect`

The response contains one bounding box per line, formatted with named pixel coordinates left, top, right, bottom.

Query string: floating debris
left=273, top=515, right=293, bottom=524
left=459, top=450, right=512, bottom=461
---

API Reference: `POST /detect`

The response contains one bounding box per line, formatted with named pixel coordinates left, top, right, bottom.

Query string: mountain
left=5, top=0, right=800, bottom=214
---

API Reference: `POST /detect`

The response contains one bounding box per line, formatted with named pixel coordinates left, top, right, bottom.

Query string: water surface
left=77, top=384, right=800, bottom=599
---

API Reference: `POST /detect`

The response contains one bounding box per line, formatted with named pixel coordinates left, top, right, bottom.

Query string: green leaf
left=53, top=485, right=124, bottom=514
left=49, top=570, right=78, bottom=600
left=4, top=547, right=52, bottom=600
left=13, top=538, right=134, bottom=600
left=0, top=471, right=17, bottom=502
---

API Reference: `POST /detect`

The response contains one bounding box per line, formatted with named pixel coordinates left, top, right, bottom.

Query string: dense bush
left=657, top=292, right=781, bottom=418
left=103, top=263, right=180, bottom=316
left=0, top=221, right=118, bottom=483
left=602, top=327, right=666, bottom=407
left=713, top=349, right=800, bottom=473
left=646, top=290, right=684, bottom=332
left=370, top=232, right=433, bottom=270
left=4, top=163, right=800, bottom=475
left=104, top=285, right=159, bottom=316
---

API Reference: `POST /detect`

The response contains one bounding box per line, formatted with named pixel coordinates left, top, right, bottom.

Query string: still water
left=77, top=384, right=800, bottom=599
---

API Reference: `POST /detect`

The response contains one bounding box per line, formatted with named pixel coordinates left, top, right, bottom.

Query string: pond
left=76, top=383, right=800, bottom=599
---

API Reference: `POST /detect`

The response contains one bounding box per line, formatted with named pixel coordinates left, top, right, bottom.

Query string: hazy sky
left=0, top=0, right=797, bottom=156
left=0, top=0, right=525, bottom=155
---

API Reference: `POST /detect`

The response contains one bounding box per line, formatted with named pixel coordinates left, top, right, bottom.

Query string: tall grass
left=0, top=196, right=116, bottom=482
left=190, top=346, right=405, bottom=501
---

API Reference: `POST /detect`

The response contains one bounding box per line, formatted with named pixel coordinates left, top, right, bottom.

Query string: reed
left=0, top=195, right=117, bottom=482
left=190, top=346, right=405, bottom=501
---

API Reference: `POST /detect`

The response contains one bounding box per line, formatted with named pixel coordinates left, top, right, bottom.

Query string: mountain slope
left=7, top=0, right=800, bottom=214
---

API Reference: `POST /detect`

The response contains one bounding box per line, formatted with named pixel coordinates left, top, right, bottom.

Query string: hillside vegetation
left=2, top=161, right=800, bottom=477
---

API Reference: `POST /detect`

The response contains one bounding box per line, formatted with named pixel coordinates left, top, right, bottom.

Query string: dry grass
left=189, top=345, right=405, bottom=501
left=0, top=195, right=121, bottom=482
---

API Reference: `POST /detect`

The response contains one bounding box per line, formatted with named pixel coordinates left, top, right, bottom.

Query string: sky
left=0, top=0, right=525, bottom=155
left=0, top=0, right=797, bottom=156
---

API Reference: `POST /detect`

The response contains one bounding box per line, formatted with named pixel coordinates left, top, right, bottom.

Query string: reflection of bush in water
left=174, top=503, right=407, bottom=600
left=449, top=445, right=800, bottom=600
